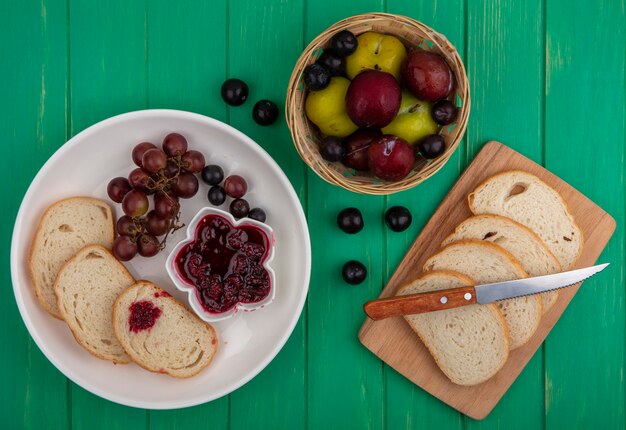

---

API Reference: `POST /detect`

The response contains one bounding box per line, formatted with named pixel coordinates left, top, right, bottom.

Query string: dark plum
left=432, top=100, right=457, bottom=125
left=221, top=78, right=249, bottom=106
left=252, top=100, right=279, bottom=126
left=319, top=136, right=346, bottom=162
left=330, top=30, right=358, bottom=57
left=230, top=198, right=250, bottom=219
left=303, top=63, right=331, bottom=91
left=317, top=49, right=345, bottom=76
left=384, top=206, right=412, bottom=232
left=201, top=164, right=224, bottom=186
left=342, top=260, right=367, bottom=285
left=208, top=185, right=227, bottom=205
left=418, top=134, right=446, bottom=159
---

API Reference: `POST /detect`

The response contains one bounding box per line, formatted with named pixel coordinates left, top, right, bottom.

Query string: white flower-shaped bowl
left=166, top=206, right=276, bottom=323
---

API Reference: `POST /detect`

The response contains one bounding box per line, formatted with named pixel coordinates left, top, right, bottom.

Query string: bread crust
left=112, top=281, right=218, bottom=378
left=398, top=270, right=510, bottom=386
left=28, top=196, right=115, bottom=318
left=467, top=170, right=584, bottom=267
left=54, top=244, right=132, bottom=364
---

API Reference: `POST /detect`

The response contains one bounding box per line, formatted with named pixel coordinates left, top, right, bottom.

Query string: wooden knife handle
left=363, top=286, right=477, bottom=320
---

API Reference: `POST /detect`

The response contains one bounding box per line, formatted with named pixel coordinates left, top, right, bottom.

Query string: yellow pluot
left=305, top=77, right=358, bottom=137
left=382, top=91, right=438, bottom=144
left=345, top=32, right=407, bottom=80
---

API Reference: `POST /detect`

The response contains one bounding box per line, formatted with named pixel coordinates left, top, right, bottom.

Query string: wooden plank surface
left=1, top=0, right=625, bottom=428
left=385, top=0, right=466, bottom=428
left=358, top=141, right=616, bottom=420
left=0, top=1, right=69, bottom=429
left=67, top=1, right=149, bottom=428
left=544, top=1, right=626, bottom=428
left=464, top=1, right=545, bottom=427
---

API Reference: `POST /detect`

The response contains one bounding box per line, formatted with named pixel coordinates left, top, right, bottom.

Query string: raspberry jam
left=129, top=300, right=162, bottom=333
left=175, top=214, right=271, bottom=314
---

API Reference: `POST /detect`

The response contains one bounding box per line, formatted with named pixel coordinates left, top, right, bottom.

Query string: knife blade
left=363, top=263, right=609, bottom=320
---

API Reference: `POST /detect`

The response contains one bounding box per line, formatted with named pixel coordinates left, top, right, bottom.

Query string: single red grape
left=113, top=235, right=138, bottom=261
left=137, top=234, right=160, bottom=257
left=142, top=148, right=168, bottom=173
left=162, top=133, right=188, bottom=157
left=122, top=189, right=149, bottom=217
left=172, top=172, right=199, bottom=198
left=163, top=160, right=179, bottom=178
left=116, top=215, right=141, bottom=237
left=154, top=191, right=179, bottom=219
left=132, top=142, right=156, bottom=167
left=224, top=175, right=247, bottom=198
left=128, top=167, right=151, bottom=191
left=107, top=177, right=132, bottom=203
left=180, top=150, right=206, bottom=173
left=145, top=210, right=170, bottom=236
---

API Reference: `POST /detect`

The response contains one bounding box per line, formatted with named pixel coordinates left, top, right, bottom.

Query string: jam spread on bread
left=175, top=214, right=271, bottom=313
left=128, top=301, right=162, bottom=332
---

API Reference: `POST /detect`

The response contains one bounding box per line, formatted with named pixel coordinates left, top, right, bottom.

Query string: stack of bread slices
left=397, top=170, right=583, bottom=386
left=28, top=197, right=217, bottom=378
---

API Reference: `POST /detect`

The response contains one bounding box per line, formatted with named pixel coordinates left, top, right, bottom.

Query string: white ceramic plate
left=10, top=110, right=311, bottom=409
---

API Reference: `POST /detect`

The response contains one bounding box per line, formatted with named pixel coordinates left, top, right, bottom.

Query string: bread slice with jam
left=112, top=281, right=218, bottom=378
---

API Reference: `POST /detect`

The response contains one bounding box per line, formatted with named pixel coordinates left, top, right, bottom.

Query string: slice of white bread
left=29, top=197, right=115, bottom=318
left=442, top=215, right=562, bottom=313
left=423, top=240, right=541, bottom=349
left=397, top=270, right=509, bottom=386
left=467, top=170, right=583, bottom=270
left=54, top=245, right=133, bottom=364
left=112, top=281, right=218, bottom=378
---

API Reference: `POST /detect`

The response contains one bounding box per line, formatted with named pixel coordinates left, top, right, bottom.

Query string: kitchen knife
left=363, top=263, right=609, bottom=320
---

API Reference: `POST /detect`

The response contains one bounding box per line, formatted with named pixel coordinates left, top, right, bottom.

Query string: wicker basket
left=285, top=13, right=470, bottom=195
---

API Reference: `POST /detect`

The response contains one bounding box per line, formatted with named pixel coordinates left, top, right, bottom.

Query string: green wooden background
left=2, top=0, right=625, bottom=428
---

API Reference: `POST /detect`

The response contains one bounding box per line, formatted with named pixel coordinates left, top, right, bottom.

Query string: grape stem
left=130, top=154, right=189, bottom=250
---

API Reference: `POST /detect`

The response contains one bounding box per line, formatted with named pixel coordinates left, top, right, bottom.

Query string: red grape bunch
left=107, top=133, right=206, bottom=261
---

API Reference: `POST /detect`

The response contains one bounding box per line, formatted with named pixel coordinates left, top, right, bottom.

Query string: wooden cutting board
left=358, top=141, right=616, bottom=420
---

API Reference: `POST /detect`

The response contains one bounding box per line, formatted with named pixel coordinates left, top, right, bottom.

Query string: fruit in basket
left=319, top=136, right=346, bottom=162
left=330, top=30, right=358, bottom=57
left=342, top=129, right=381, bottom=171
left=221, top=78, right=249, bottom=106
left=368, top=135, right=415, bottom=181
left=381, top=91, right=437, bottom=144
left=305, top=77, right=358, bottom=137
left=303, top=63, right=331, bottom=91
left=345, top=70, right=401, bottom=128
left=345, top=32, right=407, bottom=80
left=418, top=134, right=446, bottom=159
left=402, top=50, right=455, bottom=101
left=252, top=100, right=279, bottom=126
left=317, top=49, right=345, bottom=76
left=432, top=100, right=458, bottom=125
